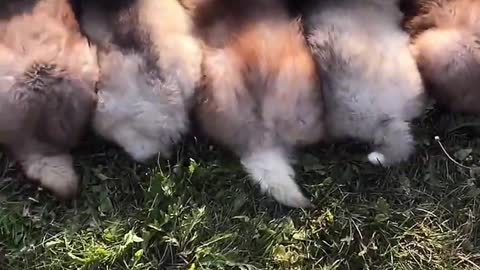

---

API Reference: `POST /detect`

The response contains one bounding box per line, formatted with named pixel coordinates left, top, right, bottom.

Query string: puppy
left=303, top=0, right=426, bottom=166
left=78, top=0, right=202, bottom=162
left=0, top=0, right=99, bottom=198
left=403, top=0, right=480, bottom=114
left=186, top=0, right=325, bottom=208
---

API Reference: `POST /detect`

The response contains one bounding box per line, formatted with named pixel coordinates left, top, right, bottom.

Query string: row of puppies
left=0, top=0, right=478, bottom=208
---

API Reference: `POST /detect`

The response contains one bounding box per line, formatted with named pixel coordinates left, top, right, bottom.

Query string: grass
left=1, top=108, right=479, bottom=270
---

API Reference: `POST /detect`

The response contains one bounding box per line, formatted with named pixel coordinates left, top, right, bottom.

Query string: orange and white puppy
left=403, top=0, right=480, bottom=114
left=0, top=0, right=99, bottom=197
left=186, top=0, right=325, bottom=208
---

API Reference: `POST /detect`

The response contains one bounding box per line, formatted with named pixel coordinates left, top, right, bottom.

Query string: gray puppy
left=304, top=0, right=426, bottom=166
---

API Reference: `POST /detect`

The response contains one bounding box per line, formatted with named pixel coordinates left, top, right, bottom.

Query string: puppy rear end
left=0, top=0, right=98, bottom=198
left=79, top=0, right=202, bottom=162
left=405, top=0, right=480, bottom=114
left=194, top=0, right=324, bottom=207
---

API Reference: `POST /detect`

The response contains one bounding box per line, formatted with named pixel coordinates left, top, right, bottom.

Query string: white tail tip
left=368, top=151, right=386, bottom=166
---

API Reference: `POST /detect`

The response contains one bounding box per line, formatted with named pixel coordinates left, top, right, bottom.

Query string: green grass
left=1, top=108, right=480, bottom=270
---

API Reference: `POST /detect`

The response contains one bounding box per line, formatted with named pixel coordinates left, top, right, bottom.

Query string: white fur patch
left=241, top=148, right=312, bottom=208
left=122, top=135, right=163, bottom=162
left=368, top=151, right=386, bottom=166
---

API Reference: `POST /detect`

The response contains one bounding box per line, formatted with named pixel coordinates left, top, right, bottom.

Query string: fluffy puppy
left=0, top=0, right=99, bottom=198
left=303, top=0, right=426, bottom=166
left=78, top=0, right=202, bottom=162
left=403, top=0, right=480, bottom=114
left=186, top=0, right=325, bottom=208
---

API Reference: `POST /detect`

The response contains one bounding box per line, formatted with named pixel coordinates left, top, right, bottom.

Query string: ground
left=1, top=108, right=479, bottom=270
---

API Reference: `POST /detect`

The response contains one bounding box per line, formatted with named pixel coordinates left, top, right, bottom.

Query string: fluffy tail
left=240, top=147, right=312, bottom=208
left=368, top=120, right=415, bottom=166
left=21, top=153, right=79, bottom=199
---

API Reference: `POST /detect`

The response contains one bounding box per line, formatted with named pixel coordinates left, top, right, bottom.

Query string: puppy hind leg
left=368, top=119, right=415, bottom=166
left=20, top=152, right=79, bottom=199
left=240, top=146, right=312, bottom=208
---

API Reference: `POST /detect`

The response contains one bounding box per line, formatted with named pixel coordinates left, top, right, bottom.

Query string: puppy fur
left=0, top=0, right=99, bottom=198
left=403, top=0, right=480, bottom=114
left=187, top=0, right=325, bottom=208
left=78, top=0, right=202, bottom=162
left=303, top=0, right=426, bottom=166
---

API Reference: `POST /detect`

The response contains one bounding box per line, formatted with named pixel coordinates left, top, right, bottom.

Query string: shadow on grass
left=0, top=109, right=479, bottom=269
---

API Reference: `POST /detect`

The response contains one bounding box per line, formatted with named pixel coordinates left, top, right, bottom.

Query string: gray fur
left=305, top=0, right=426, bottom=165
left=79, top=0, right=202, bottom=161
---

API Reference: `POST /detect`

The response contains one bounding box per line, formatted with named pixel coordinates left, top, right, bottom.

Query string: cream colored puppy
left=79, top=0, right=202, bottom=161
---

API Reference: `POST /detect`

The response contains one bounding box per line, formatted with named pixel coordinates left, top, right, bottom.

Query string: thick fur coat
left=0, top=0, right=99, bottom=197
left=78, top=0, right=202, bottom=161
left=403, top=0, right=480, bottom=114
left=304, top=0, right=426, bottom=166
left=187, top=0, right=325, bottom=208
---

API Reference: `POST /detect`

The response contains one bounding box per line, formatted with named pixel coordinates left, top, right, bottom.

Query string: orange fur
left=193, top=0, right=324, bottom=207
left=404, top=0, right=480, bottom=114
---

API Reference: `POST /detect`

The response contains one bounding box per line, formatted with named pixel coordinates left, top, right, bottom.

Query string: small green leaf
left=124, top=230, right=144, bottom=246
left=375, top=213, right=389, bottom=223
left=98, top=194, right=113, bottom=214
left=93, top=168, right=110, bottom=181
left=467, top=187, right=480, bottom=198
left=45, top=239, right=62, bottom=248
left=273, top=245, right=288, bottom=262
left=302, top=154, right=325, bottom=173
left=232, top=194, right=247, bottom=213
left=376, top=197, right=390, bottom=214
left=292, top=230, right=306, bottom=241
left=134, top=249, right=144, bottom=260
left=324, top=210, right=334, bottom=224
left=454, top=148, right=472, bottom=161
